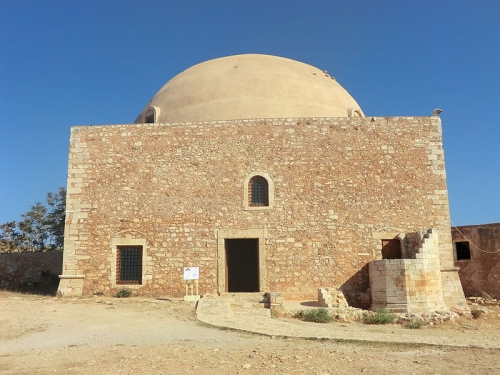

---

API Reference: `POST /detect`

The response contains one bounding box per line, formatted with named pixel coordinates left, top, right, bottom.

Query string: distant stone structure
left=58, top=54, right=467, bottom=312
left=0, top=252, right=62, bottom=291
left=452, top=223, right=500, bottom=298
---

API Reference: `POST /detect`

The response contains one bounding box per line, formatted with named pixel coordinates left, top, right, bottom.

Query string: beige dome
left=135, top=54, right=363, bottom=123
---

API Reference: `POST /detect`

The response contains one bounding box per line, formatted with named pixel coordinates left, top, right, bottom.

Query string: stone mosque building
left=58, top=54, right=468, bottom=313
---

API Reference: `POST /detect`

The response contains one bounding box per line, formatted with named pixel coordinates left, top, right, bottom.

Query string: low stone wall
left=0, top=251, right=63, bottom=291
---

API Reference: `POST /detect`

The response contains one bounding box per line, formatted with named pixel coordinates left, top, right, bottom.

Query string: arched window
left=243, top=172, right=274, bottom=210
left=248, top=176, right=269, bottom=207
left=144, top=106, right=160, bottom=123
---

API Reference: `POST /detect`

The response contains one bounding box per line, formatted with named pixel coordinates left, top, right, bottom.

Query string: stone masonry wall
left=0, top=251, right=62, bottom=290
left=60, top=116, right=460, bottom=305
left=452, top=223, right=500, bottom=298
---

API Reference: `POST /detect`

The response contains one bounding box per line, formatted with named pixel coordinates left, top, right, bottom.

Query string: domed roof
left=135, top=54, right=363, bottom=123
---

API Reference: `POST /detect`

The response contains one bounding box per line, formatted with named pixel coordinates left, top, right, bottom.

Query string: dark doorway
left=225, top=238, right=259, bottom=292
left=382, top=239, right=401, bottom=259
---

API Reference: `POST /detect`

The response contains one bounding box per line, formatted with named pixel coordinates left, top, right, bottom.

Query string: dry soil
left=0, top=291, right=499, bottom=375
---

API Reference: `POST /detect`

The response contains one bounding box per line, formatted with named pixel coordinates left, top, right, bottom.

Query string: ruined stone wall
left=0, top=251, right=62, bottom=290
left=60, top=116, right=455, bottom=303
left=452, top=223, right=500, bottom=298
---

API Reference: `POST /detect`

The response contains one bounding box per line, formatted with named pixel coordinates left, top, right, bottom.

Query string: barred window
left=455, top=241, right=471, bottom=260
left=249, top=176, right=269, bottom=207
left=116, top=246, right=143, bottom=284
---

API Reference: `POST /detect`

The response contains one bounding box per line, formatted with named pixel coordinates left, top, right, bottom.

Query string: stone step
left=384, top=303, right=409, bottom=313
left=219, top=292, right=268, bottom=301
left=218, top=292, right=269, bottom=308
left=200, top=294, right=269, bottom=310
left=197, top=294, right=271, bottom=324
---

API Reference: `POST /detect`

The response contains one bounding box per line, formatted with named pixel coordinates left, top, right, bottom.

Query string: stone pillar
left=58, top=275, right=85, bottom=296
left=266, top=292, right=284, bottom=316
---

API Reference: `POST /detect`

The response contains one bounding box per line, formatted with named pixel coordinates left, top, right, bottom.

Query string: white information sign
left=183, top=266, right=199, bottom=280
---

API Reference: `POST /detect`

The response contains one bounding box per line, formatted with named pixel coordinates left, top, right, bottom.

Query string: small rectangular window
left=117, top=246, right=143, bottom=284
left=382, top=239, right=401, bottom=259
left=455, top=241, right=471, bottom=260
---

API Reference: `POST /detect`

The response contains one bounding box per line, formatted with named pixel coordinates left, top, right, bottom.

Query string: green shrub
left=295, top=308, right=332, bottom=323
left=116, top=288, right=132, bottom=298
left=362, top=308, right=397, bottom=325
left=404, top=318, right=424, bottom=329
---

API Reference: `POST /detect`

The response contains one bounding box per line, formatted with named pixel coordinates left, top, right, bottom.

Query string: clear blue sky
left=0, top=1, right=499, bottom=226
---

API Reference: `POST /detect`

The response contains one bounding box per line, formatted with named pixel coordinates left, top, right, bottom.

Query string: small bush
left=116, top=288, right=132, bottom=298
left=404, top=319, right=424, bottom=329
left=295, top=308, right=333, bottom=323
left=362, top=308, right=397, bottom=325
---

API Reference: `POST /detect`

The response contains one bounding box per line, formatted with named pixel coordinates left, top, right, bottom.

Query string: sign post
left=183, top=267, right=200, bottom=302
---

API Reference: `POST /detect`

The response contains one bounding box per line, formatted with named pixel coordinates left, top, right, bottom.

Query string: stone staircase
left=414, top=229, right=437, bottom=259
left=224, top=292, right=270, bottom=309
left=196, top=293, right=271, bottom=326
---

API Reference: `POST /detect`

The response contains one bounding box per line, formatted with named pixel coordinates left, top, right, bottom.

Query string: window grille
left=249, top=176, right=269, bottom=206
left=116, top=246, right=143, bottom=284
left=455, top=241, right=471, bottom=260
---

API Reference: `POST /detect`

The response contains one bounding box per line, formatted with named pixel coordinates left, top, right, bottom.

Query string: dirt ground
left=0, top=291, right=499, bottom=375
